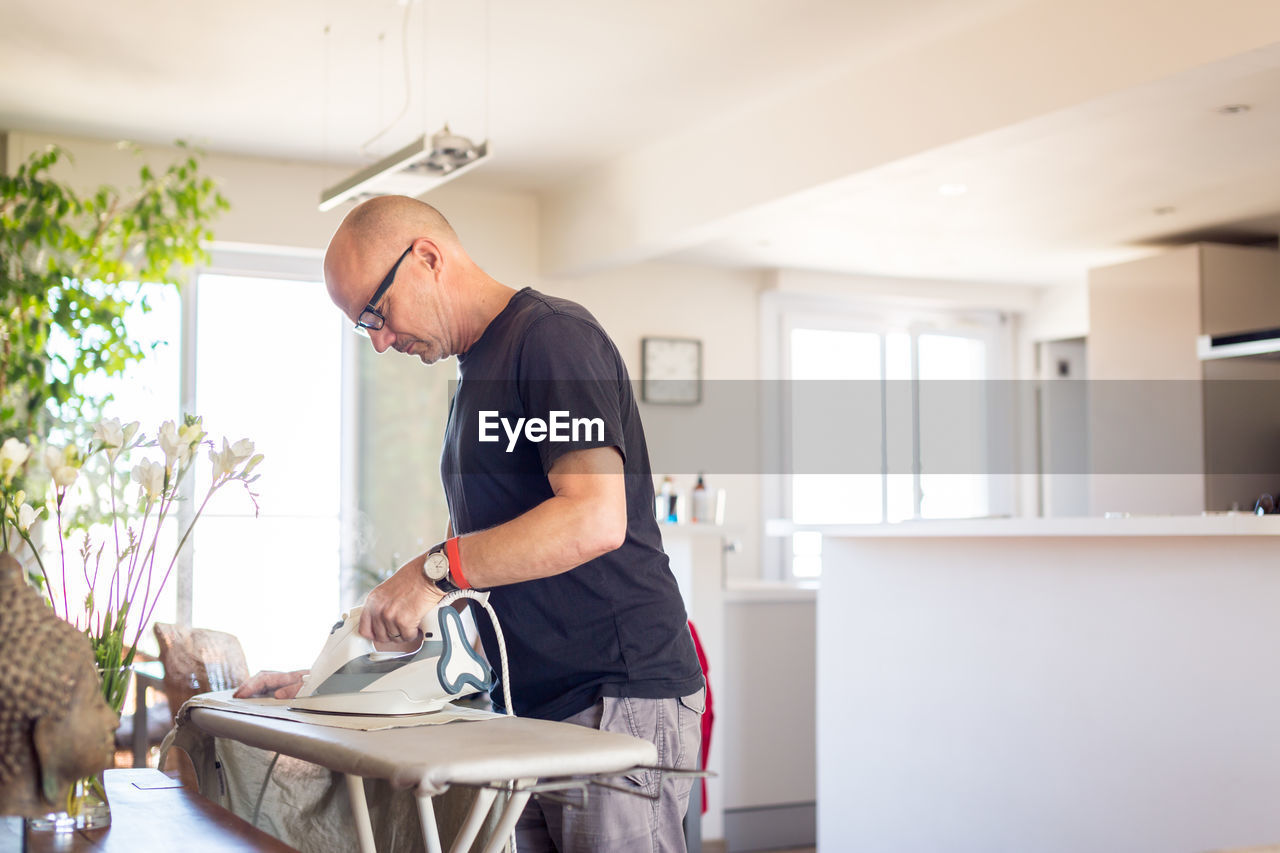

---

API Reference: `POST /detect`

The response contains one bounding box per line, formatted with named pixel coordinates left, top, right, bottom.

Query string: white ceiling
left=674, top=43, right=1280, bottom=284
left=2, top=0, right=1278, bottom=285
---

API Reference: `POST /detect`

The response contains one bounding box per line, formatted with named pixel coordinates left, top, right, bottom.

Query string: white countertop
left=767, top=514, right=1280, bottom=538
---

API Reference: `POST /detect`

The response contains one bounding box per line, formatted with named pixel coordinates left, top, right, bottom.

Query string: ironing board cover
left=168, top=700, right=658, bottom=796
left=184, top=689, right=501, bottom=730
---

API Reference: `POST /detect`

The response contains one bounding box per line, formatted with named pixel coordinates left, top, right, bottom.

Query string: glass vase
left=28, top=774, right=112, bottom=831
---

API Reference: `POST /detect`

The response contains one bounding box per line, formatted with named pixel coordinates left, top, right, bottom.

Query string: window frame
left=760, top=290, right=1015, bottom=580
left=168, top=246, right=353, bottom=628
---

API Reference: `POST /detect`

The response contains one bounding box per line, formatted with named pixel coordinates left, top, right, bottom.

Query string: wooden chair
left=152, top=623, right=251, bottom=717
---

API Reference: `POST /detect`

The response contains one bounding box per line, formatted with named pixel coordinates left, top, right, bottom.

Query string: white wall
left=1022, top=280, right=1089, bottom=344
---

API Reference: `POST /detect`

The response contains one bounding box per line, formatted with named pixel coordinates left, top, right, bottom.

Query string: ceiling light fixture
left=937, top=183, right=968, bottom=196
left=318, top=125, right=490, bottom=212
left=318, top=0, right=492, bottom=212
left=1217, top=103, right=1252, bottom=115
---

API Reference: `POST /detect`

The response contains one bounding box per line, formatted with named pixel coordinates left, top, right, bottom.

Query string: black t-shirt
left=441, top=288, right=704, bottom=721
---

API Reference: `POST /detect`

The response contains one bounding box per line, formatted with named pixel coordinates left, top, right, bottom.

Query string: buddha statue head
left=0, top=553, right=118, bottom=818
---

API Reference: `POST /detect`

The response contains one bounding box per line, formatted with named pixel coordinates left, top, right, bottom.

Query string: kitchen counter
left=772, top=512, right=1280, bottom=538
left=816, top=516, right=1280, bottom=852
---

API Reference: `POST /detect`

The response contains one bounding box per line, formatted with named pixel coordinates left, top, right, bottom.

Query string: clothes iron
left=289, top=591, right=496, bottom=716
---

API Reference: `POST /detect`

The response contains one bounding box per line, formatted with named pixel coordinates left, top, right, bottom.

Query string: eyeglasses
left=354, top=244, right=414, bottom=335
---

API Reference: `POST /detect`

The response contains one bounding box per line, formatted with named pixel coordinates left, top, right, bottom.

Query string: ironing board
left=168, top=701, right=658, bottom=853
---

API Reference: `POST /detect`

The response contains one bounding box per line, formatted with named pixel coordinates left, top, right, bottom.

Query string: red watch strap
left=445, top=536, right=470, bottom=589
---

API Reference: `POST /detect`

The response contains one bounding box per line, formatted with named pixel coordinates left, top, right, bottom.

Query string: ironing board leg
left=345, top=774, right=378, bottom=853
left=417, top=793, right=443, bottom=853
left=479, top=788, right=532, bottom=853
left=449, top=787, right=498, bottom=853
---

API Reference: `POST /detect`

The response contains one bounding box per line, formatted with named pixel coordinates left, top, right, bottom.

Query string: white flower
left=43, top=445, right=80, bottom=489
left=209, top=443, right=232, bottom=480
left=16, top=503, right=43, bottom=533
left=131, top=458, right=165, bottom=500
left=157, top=420, right=183, bottom=469
left=94, top=418, right=125, bottom=450
left=159, top=418, right=207, bottom=470
left=93, top=418, right=140, bottom=461
left=229, top=438, right=254, bottom=462
left=240, top=453, right=264, bottom=479
left=0, top=438, right=30, bottom=485
left=209, top=438, right=255, bottom=480
left=179, top=419, right=205, bottom=449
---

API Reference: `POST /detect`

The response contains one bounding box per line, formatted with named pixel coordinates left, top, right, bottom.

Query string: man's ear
left=33, top=716, right=63, bottom=807
left=413, top=238, right=443, bottom=275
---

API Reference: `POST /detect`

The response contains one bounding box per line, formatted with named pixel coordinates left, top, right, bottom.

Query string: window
left=765, top=293, right=1011, bottom=578
left=63, top=252, right=348, bottom=670
left=48, top=282, right=183, bottom=643
left=190, top=269, right=344, bottom=669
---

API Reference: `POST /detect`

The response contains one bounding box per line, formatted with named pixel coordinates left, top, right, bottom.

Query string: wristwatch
left=423, top=542, right=459, bottom=593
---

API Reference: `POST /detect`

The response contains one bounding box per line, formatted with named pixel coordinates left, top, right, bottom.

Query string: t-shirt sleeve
left=515, top=313, right=629, bottom=474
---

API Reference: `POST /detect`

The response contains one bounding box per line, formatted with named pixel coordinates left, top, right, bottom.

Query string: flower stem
left=136, top=483, right=214, bottom=645
left=17, top=530, right=53, bottom=609
left=55, top=490, right=69, bottom=620
left=109, top=464, right=120, bottom=611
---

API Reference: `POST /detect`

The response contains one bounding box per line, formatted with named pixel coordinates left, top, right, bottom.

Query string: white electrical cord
left=440, top=589, right=519, bottom=853
left=359, top=0, right=415, bottom=158
left=440, top=589, right=514, bottom=716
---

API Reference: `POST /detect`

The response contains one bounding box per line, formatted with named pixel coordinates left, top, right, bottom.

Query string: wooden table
left=12, top=768, right=297, bottom=851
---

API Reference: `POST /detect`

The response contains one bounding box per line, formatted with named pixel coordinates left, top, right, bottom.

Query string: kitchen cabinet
left=1200, top=243, right=1280, bottom=336
left=1087, top=243, right=1280, bottom=512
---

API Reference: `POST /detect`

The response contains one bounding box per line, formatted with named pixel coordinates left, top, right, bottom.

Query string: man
left=237, top=195, right=704, bottom=852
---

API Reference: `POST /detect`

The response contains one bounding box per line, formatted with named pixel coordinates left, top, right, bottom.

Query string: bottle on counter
left=656, top=476, right=677, bottom=523
left=691, top=473, right=710, bottom=523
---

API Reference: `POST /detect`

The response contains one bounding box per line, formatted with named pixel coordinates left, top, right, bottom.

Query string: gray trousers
left=515, top=689, right=705, bottom=853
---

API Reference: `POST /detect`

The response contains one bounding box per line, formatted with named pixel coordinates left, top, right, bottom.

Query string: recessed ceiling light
left=937, top=183, right=968, bottom=196
left=1154, top=205, right=1177, bottom=216
left=1217, top=104, right=1252, bottom=115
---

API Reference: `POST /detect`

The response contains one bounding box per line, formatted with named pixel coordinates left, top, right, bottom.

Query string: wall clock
left=641, top=337, right=702, bottom=404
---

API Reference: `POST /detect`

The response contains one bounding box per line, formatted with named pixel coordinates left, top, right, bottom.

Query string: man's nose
left=369, top=326, right=395, bottom=354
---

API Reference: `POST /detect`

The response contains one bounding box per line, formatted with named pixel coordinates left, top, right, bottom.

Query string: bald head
left=324, top=195, right=461, bottom=313
left=341, top=195, right=458, bottom=248
left=323, top=194, right=512, bottom=362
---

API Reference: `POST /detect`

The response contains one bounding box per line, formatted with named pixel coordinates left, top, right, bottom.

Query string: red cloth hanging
left=688, top=620, right=714, bottom=814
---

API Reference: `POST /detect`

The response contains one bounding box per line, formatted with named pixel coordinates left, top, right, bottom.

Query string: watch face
left=424, top=551, right=450, bottom=581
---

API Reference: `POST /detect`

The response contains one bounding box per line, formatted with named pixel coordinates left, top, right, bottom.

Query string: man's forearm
left=430, top=446, right=627, bottom=590
left=448, top=491, right=624, bottom=588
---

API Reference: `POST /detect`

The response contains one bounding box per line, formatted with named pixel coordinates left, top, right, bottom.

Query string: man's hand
left=234, top=670, right=309, bottom=700
left=359, top=557, right=445, bottom=646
